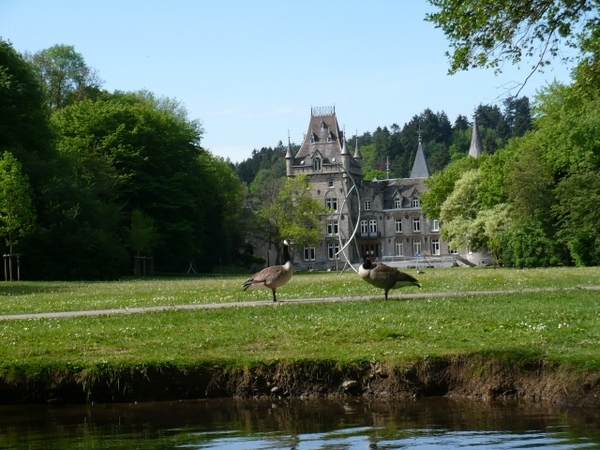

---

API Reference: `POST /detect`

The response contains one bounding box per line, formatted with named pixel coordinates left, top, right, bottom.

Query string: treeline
left=233, top=98, right=532, bottom=184
left=421, top=78, right=600, bottom=267
left=1, top=40, right=246, bottom=279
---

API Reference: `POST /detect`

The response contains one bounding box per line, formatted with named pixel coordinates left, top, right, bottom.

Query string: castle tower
left=287, top=106, right=362, bottom=180
left=285, top=106, right=363, bottom=269
left=285, top=134, right=294, bottom=177
left=410, top=137, right=431, bottom=178
left=468, top=116, right=484, bottom=157
left=353, top=133, right=362, bottom=161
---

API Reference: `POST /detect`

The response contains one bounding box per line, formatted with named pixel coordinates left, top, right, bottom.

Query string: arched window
left=313, top=158, right=321, bottom=171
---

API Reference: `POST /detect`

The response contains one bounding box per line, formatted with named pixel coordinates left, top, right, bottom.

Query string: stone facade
left=283, top=106, right=454, bottom=271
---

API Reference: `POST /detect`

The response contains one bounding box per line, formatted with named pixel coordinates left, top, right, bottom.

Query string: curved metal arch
left=334, top=164, right=361, bottom=274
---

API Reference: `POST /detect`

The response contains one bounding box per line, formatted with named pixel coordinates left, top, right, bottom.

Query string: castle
left=261, top=106, right=486, bottom=270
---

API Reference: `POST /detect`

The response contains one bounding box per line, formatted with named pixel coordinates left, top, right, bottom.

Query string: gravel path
left=1, top=286, right=599, bottom=321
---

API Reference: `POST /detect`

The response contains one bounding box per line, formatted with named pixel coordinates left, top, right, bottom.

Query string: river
left=1, top=397, right=599, bottom=449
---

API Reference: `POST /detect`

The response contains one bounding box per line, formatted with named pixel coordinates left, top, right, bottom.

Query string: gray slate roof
left=469, top=116, right=484, bottom=157
left=410, top=140, right=431, bottom=178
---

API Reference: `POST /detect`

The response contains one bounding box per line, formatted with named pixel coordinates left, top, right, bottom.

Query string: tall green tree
left=421, top=155, right=483, bottom=219
left=504, top=96, right=532, bottom=138
left=249, top=175, right=326, bottom=264
left=0, top=39, right=53, bottom=169
left=51, top=90, right=244, bottom=273
left=25, top=44, right=102, bottom=110
left=426, top=0, right=595, bottom=83
left=0, top=151, right=36, bottom=255
left=127, top=208, right=158, bottom=257
left=439, top=169, right=487, bottom=251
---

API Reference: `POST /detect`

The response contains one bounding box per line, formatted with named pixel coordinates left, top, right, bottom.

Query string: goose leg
left=272, top=290, right=277, bottom=302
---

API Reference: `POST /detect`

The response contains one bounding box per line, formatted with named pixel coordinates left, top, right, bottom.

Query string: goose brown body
left=242, top=240, right=293, bottom=302
left=358, top=256, right=420, bottom=299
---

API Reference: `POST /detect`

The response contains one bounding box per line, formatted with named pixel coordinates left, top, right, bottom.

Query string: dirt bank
left=1, top=355, right=599, bottom=407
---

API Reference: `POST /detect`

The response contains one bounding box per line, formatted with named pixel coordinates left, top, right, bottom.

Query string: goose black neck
left=283, top=244, right=291, bottom=263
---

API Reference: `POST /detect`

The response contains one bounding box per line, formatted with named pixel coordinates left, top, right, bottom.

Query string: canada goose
left=359, top=255, right=420, bottom=300
left=242, top=239, right=294, bottom=302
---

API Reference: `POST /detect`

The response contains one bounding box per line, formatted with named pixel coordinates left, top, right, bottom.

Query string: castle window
left=395, top=241, right=404, bottom=256
left=313, top=158, right=321, bottom=171
left=413, top=217, right=421, bottom=232
left=395, top=219, right=402, bottom=233
left=327, top=242, right=340, bottom=260
left=394, top=198, right=401, bottom=209
left=413, top=241, right=422, bottom=256
left=328, top=179, right=334, bottom=188
left=304, top=246, right=315, bottom=261
left=310, top=133, right=316, bottom=143
left=412, top=198, right=420, bottom=208
left=431, top=239, right=440, bottom=255
left=360, top=220, right=368, bottom=235
left=326, top=220, right=339, bottom=235
left=364, top=200, right=371, bottom=210
left=369, top=220, right=377, bottom=234
left=327, top=131, right=333, bottom=142
left=325, top=197, right=338, bottom=211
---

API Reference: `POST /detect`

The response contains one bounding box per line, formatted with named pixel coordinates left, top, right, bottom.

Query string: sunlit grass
left=1, top=289, right=599, bottom=370
left=0, top=266, right=598, bottom=315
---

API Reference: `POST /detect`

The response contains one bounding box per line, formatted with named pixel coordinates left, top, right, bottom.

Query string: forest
left=1, top=40, right=246, bottom=279
left=2, top=0, right=600, bottom=280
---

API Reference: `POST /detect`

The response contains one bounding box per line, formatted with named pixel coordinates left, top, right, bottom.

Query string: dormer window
left=310, top=133, right=316, bottom=144
left=320, top=120, right=326, bottom=130
left=412, top=198, right=420, bottom=208
left=327, top=131, right=333, bottom=142
left=394, top=198, right=401, bottom=209
left=313, top=158, right=321, bottom=171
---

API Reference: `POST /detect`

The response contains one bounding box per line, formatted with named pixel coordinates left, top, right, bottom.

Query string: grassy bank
left=0, top=266, right=598, bottom=314
left=1, top=267, right=599, bottom=404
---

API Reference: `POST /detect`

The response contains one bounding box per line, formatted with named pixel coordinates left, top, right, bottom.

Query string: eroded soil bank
left=1, top=355, right=599, bottom=407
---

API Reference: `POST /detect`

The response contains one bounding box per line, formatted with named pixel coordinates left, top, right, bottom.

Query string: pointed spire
left=468, top=116, right=484, bottom=157
left=386, top=156, right=390, bottom=179
left=285, top=131, right=294, bottom=159
left=410, top=140, right=431, bottom=178
left=353, top=130, right=362, bottom=159
left=341, top=136, right=350, bottom=155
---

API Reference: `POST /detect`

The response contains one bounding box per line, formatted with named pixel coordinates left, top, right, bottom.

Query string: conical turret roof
left=410, top=139, right=431, bottom=178
left=468, top=116, right=484, bottom=157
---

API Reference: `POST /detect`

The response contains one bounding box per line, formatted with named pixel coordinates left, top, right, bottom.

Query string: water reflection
left=0, top=397, right=599, bottom=449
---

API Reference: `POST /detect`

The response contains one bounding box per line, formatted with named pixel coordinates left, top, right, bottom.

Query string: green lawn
left=0, top=266, right=598, bottom=314
left=1, top=267, right=599, bottom=372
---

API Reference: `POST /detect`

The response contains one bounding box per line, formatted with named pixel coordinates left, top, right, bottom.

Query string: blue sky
left=1, top=0, right=575, bottom=163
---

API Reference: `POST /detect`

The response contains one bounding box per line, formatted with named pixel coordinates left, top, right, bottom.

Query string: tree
left=426, top=0, right=595, bottom=90
left=421, top=155, right=483, bottom=219
left=128, top=208, right=158, bottom=256
left=553, top=170, right=600, bottom=266
left=439, top=169, right=487, bottom=250
left=0, top=39, right=53, bottom=166
left=505, top=144, right=553, bottom=222
left=250, top=175, right=326, bottom=264
left=503, top=96, right=532, bottom=138
left=25, top=44, right=102, bottom=110
left=503, top=217, right=561, bottom=268
left=51, top=91, right=238, bottom=272
left=127, top=208, right=159, bottom=276
left=0, top=152, right=36, bottom=280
